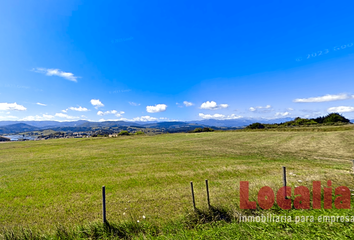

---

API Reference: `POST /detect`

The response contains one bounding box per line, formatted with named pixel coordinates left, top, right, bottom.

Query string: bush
left=193, top=128, right=203, bottom=133
left=293, top=117, right=317, bottom=126
left=246, top=123, right=265, bottom=129
left=322, top=113, right=350, bottom=124
left=118, top=130, right=130, bottom=136
left=244, top=113, right=351, bottom=130
left=189, top=127, right=215, bottom=133
left=203, top=127, right=214, bottom=132
left=136, top=131, right=145, bottom=135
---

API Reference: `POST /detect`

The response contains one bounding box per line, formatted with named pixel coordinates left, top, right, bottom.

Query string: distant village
left=0, top=132, right=91, bottom=142
left=35, top=131, right=93, bottom=140
left=0, top=129, right=148, bottom=142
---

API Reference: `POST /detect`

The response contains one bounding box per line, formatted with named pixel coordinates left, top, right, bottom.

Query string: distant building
left=0, top=136, right=11, bottom=142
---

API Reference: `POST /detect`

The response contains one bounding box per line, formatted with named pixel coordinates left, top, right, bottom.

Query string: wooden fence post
left=283, top=166, right=287, bottom=199
left=190, top=182, right=196, bottom=210
left=205, top=179, right=210, bottom=209
left=102, top=186, right=107, bottom=223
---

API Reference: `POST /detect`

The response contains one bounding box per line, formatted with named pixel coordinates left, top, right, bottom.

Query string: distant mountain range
left=0, top=123, right=41, bottom=134
left=0, top=118, right=296, bottom=135
left=0, top=120, right=90, bottom=128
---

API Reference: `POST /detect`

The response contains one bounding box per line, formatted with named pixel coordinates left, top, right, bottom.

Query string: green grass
left=1, top=130, right=354, bottom=239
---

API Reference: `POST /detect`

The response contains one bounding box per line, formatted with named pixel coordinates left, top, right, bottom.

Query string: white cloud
left=158, top=117, right=179, bottom=121
left=36, top=102, right=47, bottom=106
left=99, top=118, right=120, bottom=122
left=21, top=113, right=87, bottom=122
left=200, top=101, right=228, bottom=110
left=327, top=106, right=354, bottom=113
left=201, top=101, right=217, bottom=109
left=115, top=116, right=158, bottom=122
left=183, top=101, right=194, bottom=107
left=43, top=114, right=54, bottom=119
left=62, top=106, right=89, bottom=112
left=146, top=104, right=167, bottom=113
left=68, top=106, right=89, bottom=112
left=132, top=116, right=158, bottom=121
left=275, top=112, right=291, bottom=117
left=198, top=113, right=242, bottom=120
left=249, top=105, right=272, bottom=112
left=97, top=110, right=124, bottom=117
left=0, top=115, right=18, bottom=120
left=21, top=114, right=54, bottom=121
left=33, top=68, right=79, bottom=82
left=55, top=113, right=79, bottom=119
left=294, top=94, right=354, bottom=103
left=129, top=102, right=140, bottom=106
left=113, top=116, right=179, bottom=122
left=99, top=115, right=158, bottom=122
left=0, top=102, right=27, bottom=111
left=90, top=99, right=104, bottom=108
left=199, top=113, right=224, bottom=119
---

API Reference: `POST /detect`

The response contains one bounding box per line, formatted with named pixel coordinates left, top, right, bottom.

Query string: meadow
left=1, top=126, right=354, bottom=239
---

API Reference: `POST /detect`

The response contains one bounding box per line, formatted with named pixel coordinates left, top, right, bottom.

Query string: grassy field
left=1, top=126, right=354, bottom=239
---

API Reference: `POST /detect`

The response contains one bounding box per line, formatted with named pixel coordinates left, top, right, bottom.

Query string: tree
left=246, top=123, right=265, bottom=129
left=193, top=128, right=203, bottom=132
left=118, top=130, right=130, bottom=136
left=322, top=113, right=350, bottom=124
left=203, top=127, right=214, bottom=132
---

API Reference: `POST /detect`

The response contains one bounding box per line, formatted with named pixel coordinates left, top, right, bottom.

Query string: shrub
left=293, top=118, right=317, bottom=126
left=193, top=128, right=203, bottom=133
left=246, top=123, right=265, bottom=129
left=202, top=127, right=214, bottom=132
left=118, top=130, right=130, bottom=136
left=189, top=127, right=214, bottom=133
left=323, top=113, right=350, bottom=124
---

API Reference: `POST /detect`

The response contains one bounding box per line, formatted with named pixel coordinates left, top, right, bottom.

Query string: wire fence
left=1, top=163, right=354, bottom=230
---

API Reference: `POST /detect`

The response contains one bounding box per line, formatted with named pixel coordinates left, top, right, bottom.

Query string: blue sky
left=1, top=0, right=354, bottom=122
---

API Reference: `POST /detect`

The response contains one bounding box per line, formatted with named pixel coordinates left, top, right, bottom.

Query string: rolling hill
left=0, top=123, right=40, bottom=134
